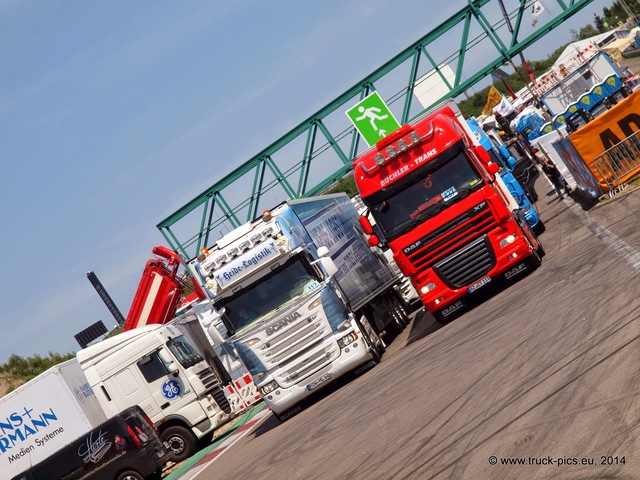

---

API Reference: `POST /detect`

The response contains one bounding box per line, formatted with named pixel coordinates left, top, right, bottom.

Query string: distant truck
left=77, top=322, right=232, bottom=462
left=0, top=359, right=108, bottom=479
left=192, top=194, right=409, bottom=421
left=467, top=117, right=543, bottom=233
left=11, top=405, right=171, bottom=480
left=119, top=244, right=264, bottom=415
left=352, top=103, right=544, bottom=322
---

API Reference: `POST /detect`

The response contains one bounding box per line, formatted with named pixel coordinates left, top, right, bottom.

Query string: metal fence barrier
left=593, top=130, right=640, bottom=198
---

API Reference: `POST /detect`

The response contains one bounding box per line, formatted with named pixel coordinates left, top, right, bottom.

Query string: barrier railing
left=593, top=130, right=640, bottom=197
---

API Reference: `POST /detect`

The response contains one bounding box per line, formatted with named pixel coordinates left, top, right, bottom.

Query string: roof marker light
left=374, top=153, right=385, bottom=166
left=397, top=139, right=408, bottom=152
left=386, top=146, right=398, bottom=158
left=262, top=226, right=275, bottom=238
left=250, top=233, right=262, bottom=245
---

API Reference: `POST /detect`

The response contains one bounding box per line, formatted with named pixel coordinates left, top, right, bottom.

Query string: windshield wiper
left=414, top=202, right=449, bottom=221
left=393, top=217, right=419, bottom=236
left=456, top=186, right=475, bottom=199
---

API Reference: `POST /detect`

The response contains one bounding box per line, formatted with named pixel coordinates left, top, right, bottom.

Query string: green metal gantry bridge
left=158, top=0, right=594, bottom=261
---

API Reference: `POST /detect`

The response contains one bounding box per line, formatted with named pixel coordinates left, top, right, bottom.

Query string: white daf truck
left=76, top=322, right=232, bottom=461
left=191, top=193, right=409, bottom=421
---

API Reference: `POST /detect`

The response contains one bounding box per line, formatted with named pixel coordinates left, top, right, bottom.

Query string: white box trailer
left=0, top=359, right=107, bottom=479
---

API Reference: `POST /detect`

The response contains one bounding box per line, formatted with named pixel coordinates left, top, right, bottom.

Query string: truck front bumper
left=263, top=336, right=372, bottom=415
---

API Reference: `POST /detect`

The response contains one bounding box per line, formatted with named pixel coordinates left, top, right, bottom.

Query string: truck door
left=136, top=350, right=204, bottom=422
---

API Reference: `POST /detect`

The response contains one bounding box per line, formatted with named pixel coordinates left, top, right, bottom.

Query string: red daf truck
left=353, top=104, right=544, bottom=322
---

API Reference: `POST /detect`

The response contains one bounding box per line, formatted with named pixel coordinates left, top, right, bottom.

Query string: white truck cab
left=77, top=323, right=230, bottom=461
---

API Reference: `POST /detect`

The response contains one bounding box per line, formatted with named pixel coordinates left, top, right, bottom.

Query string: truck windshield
left=166, top=336, right=203, bottom=369
left=371, top=150, right=483, bottom=240
left=215, top=255, right=321, bottom=337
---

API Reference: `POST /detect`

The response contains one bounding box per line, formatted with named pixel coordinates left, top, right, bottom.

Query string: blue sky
left=0, top=0, right=615, bottom=363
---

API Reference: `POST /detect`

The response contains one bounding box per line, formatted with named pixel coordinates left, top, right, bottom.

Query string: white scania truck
left=191, top=193, right=409, bottom=421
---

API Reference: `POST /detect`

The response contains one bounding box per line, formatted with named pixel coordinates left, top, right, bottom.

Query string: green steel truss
left=158, top=0, right=593, bottom=261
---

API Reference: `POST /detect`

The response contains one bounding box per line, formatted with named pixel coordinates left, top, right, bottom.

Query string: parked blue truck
left=467, top=117, right=543, bottom=233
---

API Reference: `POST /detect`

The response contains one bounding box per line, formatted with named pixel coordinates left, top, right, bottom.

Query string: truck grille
left=433, top=235, right=494, bottom=288
left=197, top=367, right=220, bottom=391
left=265, top=314, right=337, bottom=388
left=404, top=201, right=496, bottom=287
left=208, top=384, right=232, bottom=414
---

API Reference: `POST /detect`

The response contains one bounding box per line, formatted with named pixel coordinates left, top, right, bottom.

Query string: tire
left=161, top=425, right=198, bottom=463
left=116, top=471, right=144, bottom=480
left=528, top=249, right=542, bottom=269
left=532, top=219, right=545, bottom=235
left=359, top=314, right=385, bottom=360
left=536, top=239, right=546, bottom=258
left=378, top=295, right=406, bottom=334
left=368, top=341, right=382, bottom=364
left=391, top=294, right=410, bottom=327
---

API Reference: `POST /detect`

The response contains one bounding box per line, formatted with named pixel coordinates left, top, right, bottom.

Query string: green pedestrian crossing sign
left=346, top=91, right=401, bottom=146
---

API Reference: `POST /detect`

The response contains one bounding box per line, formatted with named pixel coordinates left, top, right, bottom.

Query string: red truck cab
left=353, top=105, right=543, bottom=321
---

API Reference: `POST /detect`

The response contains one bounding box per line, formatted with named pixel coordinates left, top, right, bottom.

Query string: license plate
left=468, top=276, right=491, bottom=293
left=306, top=373, right=331, bottom=391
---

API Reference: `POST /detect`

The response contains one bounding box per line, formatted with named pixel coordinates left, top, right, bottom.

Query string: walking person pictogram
left=355, top=106, right=390, bottom=136
left=346, top=91, right=401, bottom=146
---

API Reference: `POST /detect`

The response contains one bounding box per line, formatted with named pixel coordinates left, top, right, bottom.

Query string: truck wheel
left=533, top=219, right=545, bottom=235
left=117, top=471, right=144, bottom=480
left=359, top=314, right=385, bottom=360
left=161, top=425, right=197, bottom=462
left=390, top=294, right=410, bottom=327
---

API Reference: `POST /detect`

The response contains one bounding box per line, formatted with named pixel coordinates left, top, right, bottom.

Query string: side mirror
left=319, top=257, right=338, bottom=278
left=358, top=215, right=374, bottom=235
left=486, top=162, right=500, bottom=176
left=158, top=350, right=179, bottom=374
left=317, top=246, right=330, bottom=257
left=367, top=235, right=380, bottom=247
left=207, top=324, right=225, bottom=345
left=506, top=156, right=517, bottom=169
left=158, top=349, right=173, bottom=364
left=475, top=146, right=491, bottom=165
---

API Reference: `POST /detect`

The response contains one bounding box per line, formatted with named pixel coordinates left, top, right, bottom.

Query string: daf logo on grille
left=404, top=241, right=422, bottom=254
left=442, top=301, right=464, bottom=316
left=474, top=201, right=487, bottom=212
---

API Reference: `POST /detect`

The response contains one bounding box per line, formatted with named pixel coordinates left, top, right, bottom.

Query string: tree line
left=0, top=352, right=76, bottom=394
left=458, top=0, right=638, bottom=118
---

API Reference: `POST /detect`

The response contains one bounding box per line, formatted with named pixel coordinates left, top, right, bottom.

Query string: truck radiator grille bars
left=208, top=384, right=232, bottom=414
left=197, top=367, right=220, bottom=391
left=267, top=315, right=337, bottom=388
left=434, top=236, right=495, bottom=288
left=405, top=201, right=495, bottom=282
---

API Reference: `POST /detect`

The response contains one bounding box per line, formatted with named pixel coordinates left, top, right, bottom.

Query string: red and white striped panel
left=234, top=374, right=261, bottom=406
left=225, top=383, right=248, bottom=413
